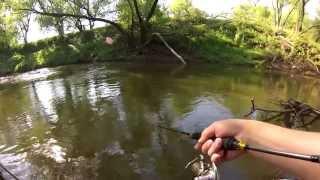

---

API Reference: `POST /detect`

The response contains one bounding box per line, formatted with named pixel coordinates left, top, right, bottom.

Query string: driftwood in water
left=245, top=98, right=320, bottom=129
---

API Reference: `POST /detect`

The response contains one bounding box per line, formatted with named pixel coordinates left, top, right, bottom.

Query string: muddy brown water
left=0, top=63, right=319, bottom=180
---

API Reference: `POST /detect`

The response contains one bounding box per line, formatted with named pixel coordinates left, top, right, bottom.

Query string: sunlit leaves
left=0, top=1, right=18, bottom=48
left=35, top=0, right=68, bottom=36
left=233, top=4, right=272, bottom=27
left=7, top=0, right=36, bottom=43
left=170, top=0, right=207, bottom=21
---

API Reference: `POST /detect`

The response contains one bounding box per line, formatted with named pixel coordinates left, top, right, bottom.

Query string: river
left=0, top=63, right=319, bottom=180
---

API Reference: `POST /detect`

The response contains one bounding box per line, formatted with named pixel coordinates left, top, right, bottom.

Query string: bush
left=76, top=40, right=113, bottom=62
left=10, top=53, right=36, bottom=72
left=36, top=45, right=80, bottom=66
left=0, top=54, right=16, bottom=75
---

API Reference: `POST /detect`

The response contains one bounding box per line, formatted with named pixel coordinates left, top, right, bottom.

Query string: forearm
left=239, top=120, right=320, bottom=179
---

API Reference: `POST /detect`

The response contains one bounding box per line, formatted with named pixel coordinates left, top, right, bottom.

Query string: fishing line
left=0, top=162, right=19, bottom=180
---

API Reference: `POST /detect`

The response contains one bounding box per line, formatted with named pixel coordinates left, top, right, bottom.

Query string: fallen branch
left=152, top=33, right=187, bottom=65
left=263, top=112, right=285, bottom=122
left=133, top=33, right=187, bottom=65
left=244, top=98, right=256, bottom=118
left=244, top=98, right=320, bottom=129
left=244, top=98, right=292, bottom=118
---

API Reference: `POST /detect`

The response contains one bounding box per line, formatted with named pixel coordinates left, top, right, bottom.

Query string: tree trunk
left=58, top=26, right=64, bottom=37
left=89, top=20, right=94, bottom=30
left=139, top=25, right=147, bottom=44
left=146, top=0, right=159, bottom=22
left=273, top=0, right=284, bottom=29
left=24, top=33, right=28, bottom=44
left=132, top=0, right=148, bottom=44
left=75, top=18, right=84, bottom=32
left=295, top=0, right=305, bottom=32
left=57, top=19, right=65, bottom=37
left=281, top=0, right=299, bottom=27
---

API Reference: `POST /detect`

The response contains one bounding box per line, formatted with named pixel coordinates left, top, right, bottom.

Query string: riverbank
left=1, top=18, right=319, bottom=77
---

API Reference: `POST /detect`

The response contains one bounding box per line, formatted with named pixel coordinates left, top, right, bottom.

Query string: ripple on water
left=1, top=63, right=319, bottom=179
left=0, top=68, right=58, bottom=85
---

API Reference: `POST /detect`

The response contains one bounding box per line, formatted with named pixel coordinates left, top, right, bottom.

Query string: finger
left=207, top=138, right=222, bottom=157
left=201, top=139, right=214, bottom=155
left=210, top=154, right=221, bottom=164
left=198, top=124, right=217, bottom=144
left=211, top=150, right=225, bottom=165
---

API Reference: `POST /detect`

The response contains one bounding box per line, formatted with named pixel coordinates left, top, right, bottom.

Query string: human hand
left=194, top=119, right=249, bottom=164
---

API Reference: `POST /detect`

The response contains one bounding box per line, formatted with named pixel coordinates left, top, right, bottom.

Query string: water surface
left=0, top=63, right=319, bottom=179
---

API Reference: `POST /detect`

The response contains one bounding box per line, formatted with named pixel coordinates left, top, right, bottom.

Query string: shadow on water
left=0, top=63, right=319, bottom=179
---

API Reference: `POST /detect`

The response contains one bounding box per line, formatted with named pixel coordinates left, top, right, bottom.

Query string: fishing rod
left=158, top=125, right=320, bottom=164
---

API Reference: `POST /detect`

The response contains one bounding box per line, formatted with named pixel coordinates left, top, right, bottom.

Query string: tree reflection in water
left=0, top=64, right=319, bottom=179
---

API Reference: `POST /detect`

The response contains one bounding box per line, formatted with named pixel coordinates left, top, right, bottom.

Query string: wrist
left=236, top=120, right=260, bottom=145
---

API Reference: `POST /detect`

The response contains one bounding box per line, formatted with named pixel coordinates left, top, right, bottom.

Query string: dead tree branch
left=152, top=33, right=186, bottom=65
left=244, top=98, right=320, bottom=129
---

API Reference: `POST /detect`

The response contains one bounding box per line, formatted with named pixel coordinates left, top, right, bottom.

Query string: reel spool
left=185, top=155, right=220, bottom=180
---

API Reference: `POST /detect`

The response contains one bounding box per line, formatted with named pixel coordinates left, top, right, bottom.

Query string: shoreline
left=1, top=59, right=319, bottom=86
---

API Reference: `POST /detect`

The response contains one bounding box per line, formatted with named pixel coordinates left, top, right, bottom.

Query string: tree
left=0, top=1, right=17, bottom=49
left=18, top=10, right=32, bottom=44
left=170, top=0, right=207, bottom=22
left=295, top=0, right=310, bottom=32
left=280, top=0, right=299, bottom=28
left=8, top=0, right=35, bottom=44
left=35, top=0, right=68, bottom=37
left=22, top=0, right=161, bottom=47
left=311, top=9, right=320, bottom=41
left=170, top=0, right=193, bottom=18
left=68, top=0, right=114, bottom=31
left=271, top=0, right=311, bottom=31
left=121, top=0, right=160, bottom=43
left=273, top=0, right=285, bottom=29
left=233, top=4, right=272, bottom=27
left=232, top=4, right=272, bottom=46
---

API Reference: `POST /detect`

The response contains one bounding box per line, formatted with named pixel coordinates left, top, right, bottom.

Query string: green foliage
left=7, top=0, right=35, bottom=43
left=232, top=5, right=273, bottom=47
left=35, top=0, right=69, bottom=36
left=0, top=0, right=320, bottom=76
left=42, top=45, right=79, bottom=66
left=0, top=25, right=119, bottom=75
left=11, top=53, right=36, bottom=72
left=0, top=1, right=18, bottom=49
left=311, top=11, right=320, bottom=42
left=233, top=4, right=272, bottom=26
left=192, top=30, right=264, bottom=64
left=76, top=40, right=113, bottom=61
left=0, top=54, right=15, bottom=75
left=279, top=32, right=320, bottom=65
left=170, top=0, right=207, bottom=22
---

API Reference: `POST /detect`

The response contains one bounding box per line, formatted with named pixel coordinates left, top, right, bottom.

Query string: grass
left=1, top=16, right=320, bottom=76
left=194, top=31, right=264, bottom=65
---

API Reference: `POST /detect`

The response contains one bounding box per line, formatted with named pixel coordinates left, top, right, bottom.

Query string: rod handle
left=191, top=133, right=244, bottom=151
